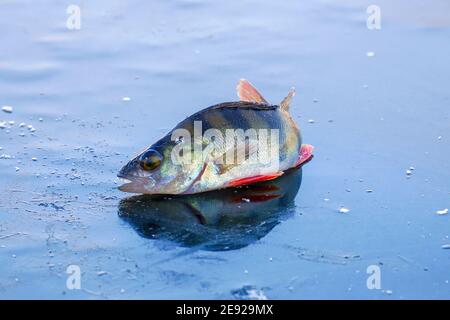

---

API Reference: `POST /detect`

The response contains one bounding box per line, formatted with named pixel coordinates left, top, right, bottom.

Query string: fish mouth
left=117, top=173, right=156, bottom=194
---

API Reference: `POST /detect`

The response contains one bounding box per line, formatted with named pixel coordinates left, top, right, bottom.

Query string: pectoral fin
left=213, top=136, right=259, bottom=175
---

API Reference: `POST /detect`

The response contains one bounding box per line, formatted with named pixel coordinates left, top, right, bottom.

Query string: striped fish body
left=167, top=101, right=301, bottom=193
left=118, top=80, right=313, bottom=195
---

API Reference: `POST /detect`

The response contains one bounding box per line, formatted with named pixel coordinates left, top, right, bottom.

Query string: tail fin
left=280, top=87, right=295, bottom=112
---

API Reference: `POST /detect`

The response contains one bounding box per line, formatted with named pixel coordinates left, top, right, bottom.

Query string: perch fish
left=118, top=79, right=313, bottom=194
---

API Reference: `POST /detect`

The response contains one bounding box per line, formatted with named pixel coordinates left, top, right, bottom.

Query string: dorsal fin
left=280, top=87, right=295, bottom=112
left=236, top=79, right=268, bottom=104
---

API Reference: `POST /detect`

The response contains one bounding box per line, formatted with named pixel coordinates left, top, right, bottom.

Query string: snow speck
left=339, top=207, right=350, bottom=214
left=122, top=97, right=131, bottom=102
left=2, top=105, right=13, bottom=113
left=366, top=51, right=375, bottom=57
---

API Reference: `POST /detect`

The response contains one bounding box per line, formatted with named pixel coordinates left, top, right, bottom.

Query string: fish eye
left=138, top=149, right=163, bottom=171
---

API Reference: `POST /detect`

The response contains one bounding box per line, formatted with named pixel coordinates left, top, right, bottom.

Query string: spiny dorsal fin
left=280, top=87, right=295, bottom=112
left=236, top=79, right=268, bottom=104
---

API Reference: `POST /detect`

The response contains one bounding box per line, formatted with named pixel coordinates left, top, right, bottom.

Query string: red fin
left=236, top=79, right=268, bottom=104
left=295, top=144, right=314, bottom=167
left=228, top=172, right=283, bottom=188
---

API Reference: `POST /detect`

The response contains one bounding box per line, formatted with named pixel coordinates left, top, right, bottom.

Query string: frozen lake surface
left=0, top=0, right=449, bottom=299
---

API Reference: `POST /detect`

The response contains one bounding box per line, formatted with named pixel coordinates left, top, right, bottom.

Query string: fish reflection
left=118, top=168, right=302, bottom=251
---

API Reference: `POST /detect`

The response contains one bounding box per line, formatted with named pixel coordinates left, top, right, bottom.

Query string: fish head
left=118, top=140, right=204, bottom=195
